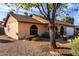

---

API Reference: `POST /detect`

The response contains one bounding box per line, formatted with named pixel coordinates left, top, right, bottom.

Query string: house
left=4, top=13, right=75, bottom=39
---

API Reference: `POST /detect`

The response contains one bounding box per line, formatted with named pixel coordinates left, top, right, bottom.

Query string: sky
left=0, top=3, right=79, bottom=25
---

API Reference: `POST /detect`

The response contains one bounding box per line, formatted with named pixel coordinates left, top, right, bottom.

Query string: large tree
left=18, top=3, right=67, bottom=48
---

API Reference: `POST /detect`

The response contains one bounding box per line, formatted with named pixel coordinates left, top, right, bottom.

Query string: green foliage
left=27, top=33, right=50, bottom=41
left=71, top=37, right=79, bottom=56
left=26, top=34, right=40, bottom=41
left=61, top=16, right=74, bottom=24
left=19, top=36, right=27, bottom=40
left=19, top=33, right=50, bottom=41
left=63, top=34, right=67, bottom=38
left=63, top=34, right=68, bottom=41
left=41, top=32, right=50, bottom=39
left=31, top=34, right=40, bottom=41
left=32, top=37, right=39, bottom=41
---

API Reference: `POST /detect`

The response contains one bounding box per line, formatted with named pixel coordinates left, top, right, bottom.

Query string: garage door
left=66, top=27, right=74, bottom=36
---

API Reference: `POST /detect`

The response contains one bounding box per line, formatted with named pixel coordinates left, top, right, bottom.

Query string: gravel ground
left=0, top=35, right=71, bottom=56
left=0, top=35, right=52, bottom=56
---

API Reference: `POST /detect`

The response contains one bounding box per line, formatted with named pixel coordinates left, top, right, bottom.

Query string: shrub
left=71, top=37, right=79, bottom=56
left=31, top=34, right=40, bottom=41
left=38, top=32, right=50, bottom=41
left=32, top=37, right=39, bottom=41
left=19, top=36, right=27, bottom=40
left=41, top=32, right=49, bottom=39
left=63, top=34, right=68, bottom=41
left=27, top=37, right=32, bottom=41
left=33, top=34, right=39, bottom=37
left=26, top=34, right=40, bottom=41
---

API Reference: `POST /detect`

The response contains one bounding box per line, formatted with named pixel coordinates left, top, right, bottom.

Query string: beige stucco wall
left=4, top=15, right=48, bottom=39
left=4, top=15, right=19, bottom=39
left=18, top=22, right=48, bottom=38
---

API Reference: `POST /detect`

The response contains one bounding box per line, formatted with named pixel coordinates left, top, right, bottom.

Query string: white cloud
left=0, top=4, right=10, bottom=10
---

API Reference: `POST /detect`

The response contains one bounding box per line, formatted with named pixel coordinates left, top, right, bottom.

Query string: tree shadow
left=56, top=46, right=71, bottom=49
left=57, top=41, right=69, bottom=44
left=62, top=54, right=73, bottom=56
left=56, top=39, right=69, bottom=44
left=0, top=39, right=14, bottom=43
left=52, top=47, right=72, bottom=56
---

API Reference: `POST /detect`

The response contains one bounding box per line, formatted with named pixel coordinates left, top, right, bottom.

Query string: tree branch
left=52, top=3, right=61, bottom=22
left=46, top=3, right=50, bottom=20
left=37, top=6, right=48, bottom=19
left=41, top=4, right=48, bottom=17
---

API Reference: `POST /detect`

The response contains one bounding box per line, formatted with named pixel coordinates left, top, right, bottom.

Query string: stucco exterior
left=4, top=14, right=48, bottom=39
left=18, top=22, right=48, bottom=38
left=4, top=13, right=75, bottom=39
left=4, top=15, right=19, bottom=39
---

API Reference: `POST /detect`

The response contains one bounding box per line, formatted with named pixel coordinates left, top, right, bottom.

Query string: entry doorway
left=30, top=25, right=38, bottom=35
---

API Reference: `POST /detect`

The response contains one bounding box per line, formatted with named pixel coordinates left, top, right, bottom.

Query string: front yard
left=0, top=35, right=71, bottom=56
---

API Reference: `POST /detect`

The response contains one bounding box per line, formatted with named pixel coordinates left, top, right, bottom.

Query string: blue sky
left=0, top=3, right=79, bottom=25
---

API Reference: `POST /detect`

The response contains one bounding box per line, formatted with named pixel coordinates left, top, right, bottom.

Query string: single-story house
left=4, top=13, right=75, bottom=39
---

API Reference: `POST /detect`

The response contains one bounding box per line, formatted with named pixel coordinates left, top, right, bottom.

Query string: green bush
left=31, top=34, right=40, bottom=41
left=63, top=34, right=68, bottom=41
left=71, top=37, right=79, bottom=56
left=41, top=32, right=49, bottom=39
left=38, top=32, right=50, bottom=41
left=26, top=34, right=40, bottom=41
left=33, top=34, right=39, bottom=37
left=32, top=37, right=39, bottom=41
left=19, top=36, right=27, bottom=40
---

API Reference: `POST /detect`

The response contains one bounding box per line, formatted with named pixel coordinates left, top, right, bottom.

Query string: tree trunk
left=48, top=22, right=56, bottom=48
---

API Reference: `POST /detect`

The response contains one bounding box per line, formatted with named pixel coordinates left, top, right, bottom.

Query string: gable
left=7, top=15, right=18, bottom=24
left=4, top=14, right=18, bottom=27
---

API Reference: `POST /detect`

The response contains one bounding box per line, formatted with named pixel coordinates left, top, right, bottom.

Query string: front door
left=30, top=25, right=38, bottom=35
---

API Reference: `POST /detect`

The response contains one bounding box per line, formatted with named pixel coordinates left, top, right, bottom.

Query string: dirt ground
left=0, top=35, right=72, bottom=56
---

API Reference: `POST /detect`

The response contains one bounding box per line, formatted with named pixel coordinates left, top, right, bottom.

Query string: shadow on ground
left=0, top=39, right=14, bottom=43
left=56, top=46, right=71, bottom=49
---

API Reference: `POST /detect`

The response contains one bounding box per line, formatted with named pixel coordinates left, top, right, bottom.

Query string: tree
left=6, top=3, right=68, bottom=48
left=20, top=3, right=66, bottom=48
left=61, top=16, right=74, bottom=24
